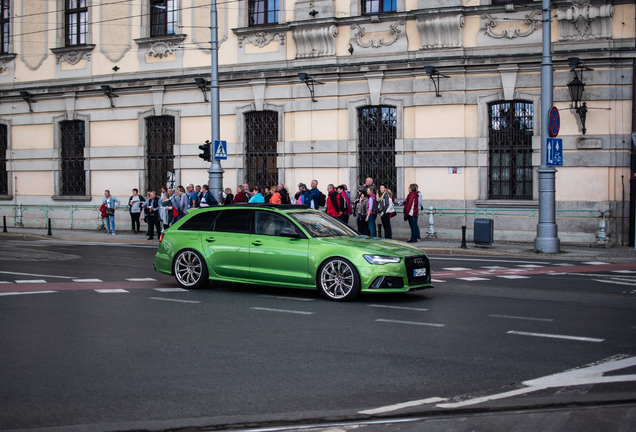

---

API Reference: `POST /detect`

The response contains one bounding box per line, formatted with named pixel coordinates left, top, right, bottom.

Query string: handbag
left=172, top=207, right=179, bottom=218
left=105, top=207, right=115, bottom=216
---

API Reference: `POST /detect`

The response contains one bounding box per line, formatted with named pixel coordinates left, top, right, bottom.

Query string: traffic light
left=198, top=140, right=211, bottom=162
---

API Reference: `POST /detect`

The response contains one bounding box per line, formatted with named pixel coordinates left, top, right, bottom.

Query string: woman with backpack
left=377, top=184, right=396, bottom=239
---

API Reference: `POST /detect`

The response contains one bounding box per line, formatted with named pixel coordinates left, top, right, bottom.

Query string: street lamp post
left=534, top=0, right=561, bottom=253
left=208, top=0, right=224, bottom=202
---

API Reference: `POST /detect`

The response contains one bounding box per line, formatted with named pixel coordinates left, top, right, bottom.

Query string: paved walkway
left=1, top=226, right=635, bottom=261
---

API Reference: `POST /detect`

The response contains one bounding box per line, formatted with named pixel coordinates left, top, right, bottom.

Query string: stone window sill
left=475, top=200, right=538, bottom=209
left=51, top=196, right=93, bottom=202
left=0, top=195, right=13, bottom=201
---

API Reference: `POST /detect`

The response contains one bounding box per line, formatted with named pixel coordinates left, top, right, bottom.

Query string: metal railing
left=0, top=203, right=130, bottom=230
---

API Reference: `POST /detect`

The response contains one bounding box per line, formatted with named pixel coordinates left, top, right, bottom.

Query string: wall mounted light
left=567, top=57, right=593, bottom=135
left=298, top=72, right=323, bottom=102
left=101, top=85, right=118, bottom=108
left=424, top=66, right=450, bottom=97
left=20, top=91, right=36, bottom=112
left=195, top=78, right=210, bottom=102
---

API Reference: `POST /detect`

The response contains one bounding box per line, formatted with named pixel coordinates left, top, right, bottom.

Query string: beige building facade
left=0, top=0, right=634, bottom=243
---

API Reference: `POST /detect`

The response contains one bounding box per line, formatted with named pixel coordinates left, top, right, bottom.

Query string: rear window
left=178, top=211, right=219, bottom=231
left=213, top=209, right=251, bottom=234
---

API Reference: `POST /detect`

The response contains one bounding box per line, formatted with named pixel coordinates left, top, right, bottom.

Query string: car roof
left=212, top=203, right=310, bottom=212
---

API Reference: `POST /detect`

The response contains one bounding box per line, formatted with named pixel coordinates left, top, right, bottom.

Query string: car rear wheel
left=318, top=258, right=361, bottom=301
left=173, top=250, right=208, bottom=288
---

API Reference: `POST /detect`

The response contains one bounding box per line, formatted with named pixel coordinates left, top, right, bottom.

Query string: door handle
left=205, top=237, right=216, bottom=243
left=252, top=240, right=263, bottom=246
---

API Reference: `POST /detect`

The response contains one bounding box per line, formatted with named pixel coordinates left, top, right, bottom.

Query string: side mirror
left=279, top=227, right=300, bottom=238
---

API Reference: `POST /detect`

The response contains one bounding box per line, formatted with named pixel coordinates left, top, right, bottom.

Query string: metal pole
left=208, top=0, right=224, bottom=202
left=534, top=0, right=560, bottom=253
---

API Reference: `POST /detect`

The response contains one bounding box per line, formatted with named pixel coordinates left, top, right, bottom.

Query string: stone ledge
left=0, top=194, right=13, bottom=201
left=51, top=196, right=93, bottom=202
left=475, top=200, right=538, bottom=208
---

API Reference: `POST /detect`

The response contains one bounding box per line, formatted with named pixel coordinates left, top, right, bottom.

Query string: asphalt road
left=0, top=239, right=635, bottom=432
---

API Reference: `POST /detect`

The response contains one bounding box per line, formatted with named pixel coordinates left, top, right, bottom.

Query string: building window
left=0, top=124, right=7, bottom=195
left=146, top=116, right=175, bottom=193
left=362, top=0, right=397, bottom=14
left=150, top=0, right=177, bottom=37
left=248, top=0, right=279, bottom=26
left=245, top=111, right=278, bottom=188
left=488, top=101, right=534, bottom=200
left=65, top=0, right=88, bottom=46
left=358, top=106, right=397, bottom=193
left=0, top=0, right=9, bottom=54
left=60, top=121, right=86, bottom=196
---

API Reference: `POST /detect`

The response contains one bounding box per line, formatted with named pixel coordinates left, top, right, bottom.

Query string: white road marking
left=72, top=279, right=103, bottom=283
left=359, top=397, right=447, bottom=415
left=250, top=307, right=314, bottom=315
left=259, top=295, right=315, bottom=302
left=376, top=319, right=445, bottom=327
left=489, top=314, right=554, bottom=322
left=15, top=280, right=47, bottom=284
left=497, top=275, right=531, bottom=279
left=507, top=330, right=603, bottom=343
left=149, top=297, right=200, bottom=304
left=611, top=270, right=636, bottom=274
left=94, top=289, right=129, bottom=294
left=438, top=356, right=636, bottom=409
left=369, top=304, right=429, bottom=311
left=480, top=266, right=507, bottom=269
left=593, top=279, right=636, bottom=287
left=0, top=291, right=57, bottom=296
left=0, top=271, right=75, bottom=279
left=125, top=278, right=156, bottom=282
left=430, top=279, right=446, bottom=283
left=553, top=263, right=575, bottom=266
left=515, top=265, right=543, bottom=268
left=457, top=277, right=490, bottom=281
left=0, top=281, right=12, bottom=283
left=154, top=288, right=188, bottom=292
left=442, top=267, right=471, bottom=271
left=582, top=261, right=609, bottom=265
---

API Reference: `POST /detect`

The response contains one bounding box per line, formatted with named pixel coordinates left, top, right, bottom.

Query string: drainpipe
left=629, top=59, right=636, bottom=247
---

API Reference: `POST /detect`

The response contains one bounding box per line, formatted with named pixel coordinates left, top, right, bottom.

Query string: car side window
left=178, top=211, right=219, bottom=231
left=212, top=209, right=252, bottom=234
left=255, top=211, right=299, bottom=236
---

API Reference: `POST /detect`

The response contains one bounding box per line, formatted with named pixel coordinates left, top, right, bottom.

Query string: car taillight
left=159, top=233, right=164, bottom=242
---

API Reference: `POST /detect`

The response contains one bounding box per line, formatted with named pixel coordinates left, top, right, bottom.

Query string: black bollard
left=460, top=225, right=467, bottom=249
left=2, top=215, right=6, bottom=232
left=47, top=218, right=52, bottom=236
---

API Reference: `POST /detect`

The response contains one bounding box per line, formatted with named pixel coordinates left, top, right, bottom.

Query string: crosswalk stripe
left=497, top=275, right=530, bottom=279
left=154, top=288, right=188, bottom=292
left=515, top=265, right=543, bottom=268
left=15, top=280, right=47, bottom=284
left=457, top=277, right=490, bottom=281
left=442, top=267, right=471, bottom=271
left=0, top=291, right=57, bottom=296
left=582, top=262, right=609, bottom=265
left=72, top=279, right=103, bottom=283
left=94, top=289, right=129, bottom=293
left=125, top=278, right=157, bottom=282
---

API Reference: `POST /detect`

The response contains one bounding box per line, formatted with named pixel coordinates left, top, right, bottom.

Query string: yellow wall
left=91, top=170, right=139, bottom=197
left=15, top=171, right=54, bottom=195
left=91, top=120, right=138, bottom=147
left=613, top=4, right=636, bottom=39
left=556, top=167, right=609, bottom=201
left=414, top=105, right=478, bottom=138
left=12, top=124, right=54, bottom=149
left=463, top=15, right=480, bottom=48
left=285, top=110, right=347, bottom=141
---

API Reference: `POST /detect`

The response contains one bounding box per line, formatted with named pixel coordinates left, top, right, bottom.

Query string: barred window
left=358, top=106, right=397, bottom=193
left=0, top=0, right=9, bottom=54
left=65, top=0, right=88, bottom=46
left=150, top=0, right=177, bottom=37
left=0, top=124, right=7, bottom=195
left=248, top=0, right=279, bottom=26
left=362, top=0, right=396, bottom=14
left=60, top=121, right=86, bottom=196
left=488, top=101, right=534, bottom=200
left=245, top=111, right=278, bottom=189
left=146, top=116, right=175, bottom=193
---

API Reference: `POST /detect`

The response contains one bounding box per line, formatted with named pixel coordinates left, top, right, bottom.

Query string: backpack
left=318, top=191, right=326, bottom=207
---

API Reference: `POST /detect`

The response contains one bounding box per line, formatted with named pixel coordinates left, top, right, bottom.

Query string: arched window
left=146, top=115, right=175, bottom=193
left=488, top=101, right=533, bottom=200
left=60, top=120, right=86, bottom=196
left=358, top=105, right=397, bottom=193
left=245, top=111, right=278, bottom=188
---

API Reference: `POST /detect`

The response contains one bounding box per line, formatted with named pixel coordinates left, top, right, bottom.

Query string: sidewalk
left=1, top=226, right=636, bottom=261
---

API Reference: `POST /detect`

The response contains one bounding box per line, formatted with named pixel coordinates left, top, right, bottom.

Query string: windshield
left=289, top=211, right=359, bottom=238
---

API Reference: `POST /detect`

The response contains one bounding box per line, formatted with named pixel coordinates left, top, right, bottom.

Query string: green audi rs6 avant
left=154, top=204, right=433, bottom=301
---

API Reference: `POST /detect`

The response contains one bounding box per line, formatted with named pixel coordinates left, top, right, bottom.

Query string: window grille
left=358, top=106, right=397, bottom=193
left=248, top=0, right=279, bottom=26
left=146, top=116, right=175, bottom=194
left=65, top=0, right=88, bottom=46
left=150, top=0, right=177, bottom=37
left=0, top=0, right=9, bottom=54
left=362, top=0, right=396, bottom=14
left=0, top=124, right=7, bottom=195
left=60, top=121, right=86, bottom=196
left=245, top=111, right=278, bottom=189
left=488, top=101, right=534, bottom=200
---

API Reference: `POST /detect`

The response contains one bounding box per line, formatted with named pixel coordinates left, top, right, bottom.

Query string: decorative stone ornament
left=292, top=25, right=338, bottom=58
left=237, top=32, right=286, bottom=48
left=557, top=1, right=613, bottom=41
left=0, top=60, right=7, bottom=73
left=351, top=21, right=405, bottom=49
left=416, top=14, right=464, bottom=50
left=51, top=45, right=95, bottom=66
left=482, top=9, right=540, bottom=39
left=148, top=41, right=175, bottom=58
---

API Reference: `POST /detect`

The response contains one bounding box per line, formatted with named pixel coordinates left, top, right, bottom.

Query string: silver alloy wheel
left=320, top=259, right=355, bottom=299
left=174, top=250, right=203, bottom=287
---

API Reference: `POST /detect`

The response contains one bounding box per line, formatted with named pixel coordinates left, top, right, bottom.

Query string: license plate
left=414, top=268, right=427, bottom=277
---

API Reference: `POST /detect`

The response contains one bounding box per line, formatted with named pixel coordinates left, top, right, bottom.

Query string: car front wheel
left=318, top=258, right=361, bottom=301
left=173, top=250, right=209, bottom=288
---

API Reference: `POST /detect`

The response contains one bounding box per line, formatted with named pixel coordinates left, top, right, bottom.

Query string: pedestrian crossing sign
left=214, top=140, right=227, bottom=160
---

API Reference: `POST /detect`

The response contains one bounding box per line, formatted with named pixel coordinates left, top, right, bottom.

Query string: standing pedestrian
left=263, top=186, right=272, bottom=203
left=337, top=185, right=351, bottom=225
left=308, top=180, right=321, bottom=209
left=270, top=185, right=282, bottom=204
left=249, top=187, right=265, bottom=203
left=224, top=188, right=234, bottom=205
left=102, top=190, right=120, bottom=235
left=415, top=183, right=423, bottom=241
left=365, top=185, right=377, bottom=237
left=278, top=183, right=290, bottom=204
left=144, top=191, right=161, bottom=240
left=295, top=183, right=307, bottom=205
left=128, top=188, right=145, bottom=234
left=161, top=190, right=172, bottom=230
left=233, top=185, right=249, bottom=203
left=326, top=184, right=340, bottom=219
left=177, top=185, right=188, bottom=220
left=199, top=184, right=218, bottom=207
left=377, top=184, right=395, bottom=239
left=354, top=186, right=368, bottom=235
left=404, top=184, right=420, bottom=243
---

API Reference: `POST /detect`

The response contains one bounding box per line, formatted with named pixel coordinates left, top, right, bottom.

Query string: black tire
left=317, top=257, right=361, bottom=301
left=173, top=249, right=209, bottom=289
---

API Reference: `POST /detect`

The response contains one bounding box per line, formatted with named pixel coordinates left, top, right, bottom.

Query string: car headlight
left=363, top=255, right=401, bottom=265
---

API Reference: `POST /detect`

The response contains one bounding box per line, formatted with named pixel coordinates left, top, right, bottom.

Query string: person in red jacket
left=233, top=185, right=249, bottom=203
left=326, top=184, right=341, bottom=218
left=403, top=184, right=420, bottom=243
left=337, top=184, right=351, bottom=225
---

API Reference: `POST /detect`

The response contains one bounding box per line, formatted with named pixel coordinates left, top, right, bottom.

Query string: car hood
left=315, top=236, right=426, bottom=257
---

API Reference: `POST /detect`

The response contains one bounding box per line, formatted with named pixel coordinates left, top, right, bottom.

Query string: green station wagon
left=154, top=204, right=433, bottom=301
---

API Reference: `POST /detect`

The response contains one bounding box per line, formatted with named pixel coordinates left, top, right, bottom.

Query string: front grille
left=405, top=255, right=431, bottom=286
